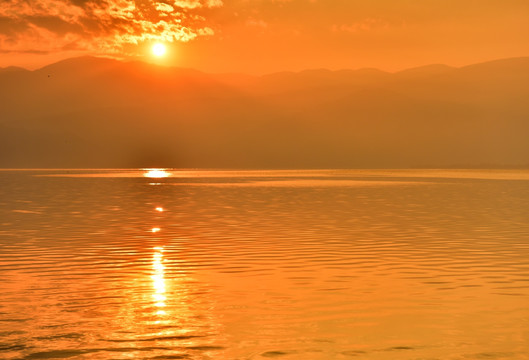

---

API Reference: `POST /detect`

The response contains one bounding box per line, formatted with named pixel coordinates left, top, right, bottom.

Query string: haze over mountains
left=1, top=57, right=528, bottom=168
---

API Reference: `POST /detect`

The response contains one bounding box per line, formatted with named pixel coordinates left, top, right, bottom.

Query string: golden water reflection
left=143, top=169, right=171, bottom=178
left=4, top=170, right=529, bottom=359
left=152, top=246, right=167, bottom=319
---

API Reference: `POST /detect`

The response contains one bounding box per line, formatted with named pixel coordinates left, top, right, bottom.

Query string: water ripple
left=0, top=170, right=528, bottom=359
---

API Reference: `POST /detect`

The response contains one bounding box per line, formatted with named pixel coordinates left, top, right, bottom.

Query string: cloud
left=155, top=3, right=175, bottom=13
left=0, top=0, right=222, bottom=55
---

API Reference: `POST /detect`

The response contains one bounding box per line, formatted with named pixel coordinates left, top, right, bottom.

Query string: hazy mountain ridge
left=0, top=57, right=528, bottom=168
left=0, top=66, right=29, bottom=73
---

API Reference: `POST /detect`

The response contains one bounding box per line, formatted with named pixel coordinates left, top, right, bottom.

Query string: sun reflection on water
left=144, top=169, right=171, bottom=178
left=152, top=246, right=167, bottom=319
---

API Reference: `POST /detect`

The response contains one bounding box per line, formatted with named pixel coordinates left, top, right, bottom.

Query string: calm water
left=0, top=169, right=528, bottom=360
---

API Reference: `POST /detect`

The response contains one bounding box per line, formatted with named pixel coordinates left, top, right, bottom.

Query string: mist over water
left=1, top=169, right=528, bottom=360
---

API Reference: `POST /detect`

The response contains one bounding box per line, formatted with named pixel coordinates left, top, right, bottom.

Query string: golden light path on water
left=152, top=246, right=167, bottom=318
left=152, top=197, right=166, bottom=319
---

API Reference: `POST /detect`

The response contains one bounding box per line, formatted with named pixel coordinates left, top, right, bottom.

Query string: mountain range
left=1, top=56, right=528, bottom=168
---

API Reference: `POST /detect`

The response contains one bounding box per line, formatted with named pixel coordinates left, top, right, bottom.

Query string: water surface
left=1, top=169, right=528, bottom=359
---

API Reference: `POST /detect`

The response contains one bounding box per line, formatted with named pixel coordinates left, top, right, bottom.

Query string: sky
left=1, top=0, right=528, bottom=73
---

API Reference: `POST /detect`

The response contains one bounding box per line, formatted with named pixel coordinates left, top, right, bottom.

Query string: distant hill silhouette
left=0, top=66, right=28, bottom=74
left=1, top=56, right=528, bottom=168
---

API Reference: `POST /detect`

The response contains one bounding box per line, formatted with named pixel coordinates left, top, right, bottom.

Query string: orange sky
left=1, top=0, right=528, bottom=73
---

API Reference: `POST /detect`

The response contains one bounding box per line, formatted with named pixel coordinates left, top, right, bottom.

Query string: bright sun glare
left=144, top=169, right=171, bottom=178
left=152, top=43, right=167, bottom=57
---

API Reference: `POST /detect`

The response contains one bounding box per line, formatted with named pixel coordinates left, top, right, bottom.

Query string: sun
left=152, top=43, right=167, bottom=57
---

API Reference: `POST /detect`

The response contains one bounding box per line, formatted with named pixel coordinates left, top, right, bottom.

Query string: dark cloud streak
left=24, top=15, right=82, bottom=35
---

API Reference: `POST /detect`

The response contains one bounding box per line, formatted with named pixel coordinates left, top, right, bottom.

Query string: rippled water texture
left=1, top=169, right=528, bottom=360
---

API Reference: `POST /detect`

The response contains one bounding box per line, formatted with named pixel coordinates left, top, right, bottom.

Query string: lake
left=1, top=169, right=528, bottom=359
